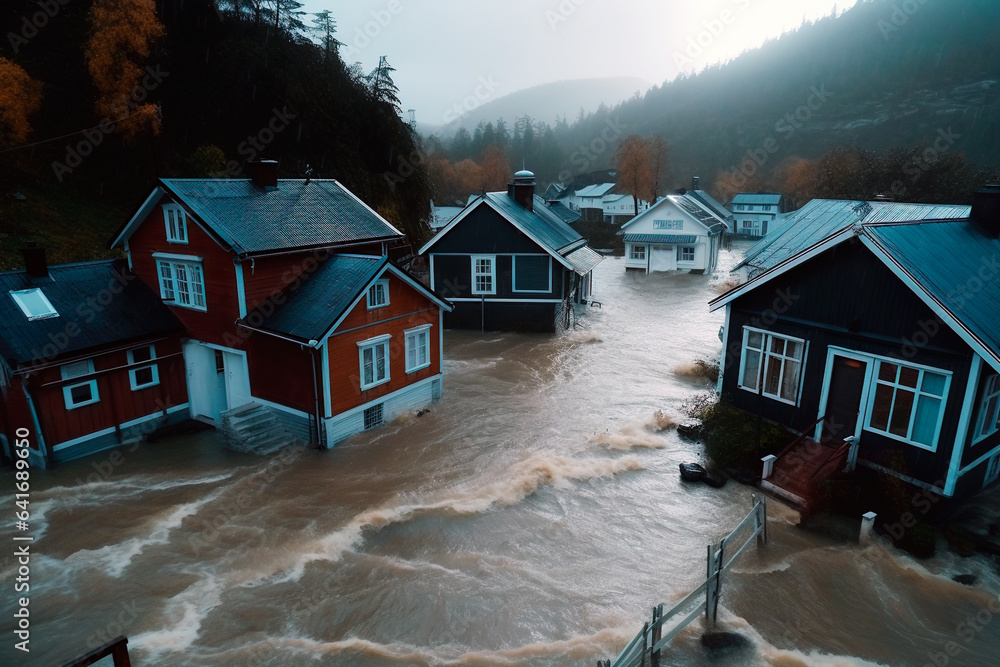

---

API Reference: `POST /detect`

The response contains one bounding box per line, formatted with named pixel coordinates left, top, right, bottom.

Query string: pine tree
left=368, top=56, right=401, bottom=114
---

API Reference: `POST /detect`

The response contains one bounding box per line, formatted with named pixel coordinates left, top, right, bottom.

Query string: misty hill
left=426, top=77, right=651, bottom=137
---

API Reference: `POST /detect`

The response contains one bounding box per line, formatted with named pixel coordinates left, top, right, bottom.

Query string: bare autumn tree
left=0, top=58, right=43, bottom=147
left=647, top=134, right=669, bottom=202
left=615, top=134, right=653, bottom=218
left=86, top=0, right=164, bottom=141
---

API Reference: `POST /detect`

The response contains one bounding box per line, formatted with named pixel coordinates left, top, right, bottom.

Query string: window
left=677, top=246, right=696, bottom=262
left=367, top=279, right=389, bottom=309
left=653, top=219, right=683, bottom=230
left=471, top=256, right=495, bottom=295
left=513, top=256, right=550, bottom=292
left=866, top=360, right=950, bottom=450
left=364, top=403, right=384, bottom=430
left=61, top=359, right=99, bottom=409
left=628, top=244, right=646, bottom=261
left=163, top=205, right=187, bottom=244
left=156, top=258, right=206, bottom=310
left=974, top=374, right=1000, bottom=442
left=358, top=335, right=391, bottom=390
left=405, top=325, right=431, bottom=373
left=739, top=328, right=805, bottom=404
left=127, top=345, right=159, bottom=390
left=9, top=288, right=59, bottom=321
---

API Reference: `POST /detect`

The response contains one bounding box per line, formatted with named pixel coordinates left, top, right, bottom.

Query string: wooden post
left=860, top=511, right=877, bottom=545
left=761, top=454, right=777, bottom=479
left=713, top=540, right=724, bottom=623
left=651, top=604, right=662, bottom=667
left=705, top=544, right=715, bottom=622
left=640, top=621, right=649, bottom=666
left=845, top=436, right=859, bottom=472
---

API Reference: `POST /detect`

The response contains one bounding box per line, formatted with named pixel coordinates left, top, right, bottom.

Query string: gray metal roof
left=244, top=255, right=386, bottom=342
left=544, top=201, right=582, bottom=224
left=624, top=234, right=698, bottom=244
left=738, top=199, right=972, bottom=275
left=0, top=261, right=183, bottom=369
left=430, top=205, right=463, bottom=230
left=691, top=189, right=732, bottom=220
left=484, top=193, right=584, bottom=254
left=866, top=219, right=1000, bottom=364
left=731, top=193, right=783, bottom=205
left=160, top=179, right=403, bottom=255
left=670, top=195, right=728, bottom=235
left=576, top=183, right=616, bottom=198
left=565, top=246, right=604, bottom=275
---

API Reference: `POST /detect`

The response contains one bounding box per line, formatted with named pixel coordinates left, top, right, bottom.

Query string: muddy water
left=5, top=249, right=1000, bottom=666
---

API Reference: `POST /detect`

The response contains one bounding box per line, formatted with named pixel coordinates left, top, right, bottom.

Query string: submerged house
left=0, top=250, right=188, bottom=468
left=710, top=185, right=1000, bottom=502
left=730, top=193, right=784, bottom=237
left=420, top=170, right=603, bottom=332
left=619, top=193, right=727, bottom=274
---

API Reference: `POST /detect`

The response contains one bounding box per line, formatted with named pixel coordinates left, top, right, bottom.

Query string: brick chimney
left=245, top=159, right=278, bottom=190
left=21, top=242, right=48, bottom=279
left=971, top=183, right=1000, bottom=239
left=508, top=169, right=535, bottom=212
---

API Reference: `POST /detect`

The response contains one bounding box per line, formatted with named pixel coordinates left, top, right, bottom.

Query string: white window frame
left=154, top=255, right=207, bottom=311
left=367, top=279, right=389, bottom=309
left=358, top=334, right=391, bottom=390
left=973, top=373, right=1000, bottom=444
left=9, top=288, right=59, bottom=321
left=863, top=358, right=951, bottom=452
left=61, top=359, right=99, bottom=409
left=404, top=324, right=432, bottom=373
left=653, top=219, right=683, bottom=230
left=127, top=345, right=160, bottom=391
left=677, top=246, right=696, bottom=262
left=471, top=255, right=496, bottom=295
left=738, top=327, right=807, bottom=406
left=628, top=244, right=646, bottom=261
left=512, top=255, right=552, bottom=293
left=163, top=204, right=188, bottom=244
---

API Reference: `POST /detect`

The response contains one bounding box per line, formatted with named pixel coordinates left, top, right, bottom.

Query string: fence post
left=860, top=511, right=877, bottom=545
left=713, top=539, right=725, bottom=623
left=651, top=604, right=662, bottom=667
left=705, top=544, right=715, bottom=622
left=845, top=436, right=859, bottom=472
left=761, top=454, right=777, bottom=479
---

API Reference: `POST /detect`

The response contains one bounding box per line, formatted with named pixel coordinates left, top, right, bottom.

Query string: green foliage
left=685, top=393, right=796, bottom=470
left=186, top=145, right=226, bottom=177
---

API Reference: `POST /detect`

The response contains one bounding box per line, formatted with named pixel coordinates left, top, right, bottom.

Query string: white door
left=649, top=245, right=675, bottom=272
left=223, top=351, right=251, bottom=409
left=183, top=343, right=251, bottom=422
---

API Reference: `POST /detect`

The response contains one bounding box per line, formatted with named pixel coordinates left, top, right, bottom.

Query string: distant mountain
left=423, top=77, right=651, bottom=137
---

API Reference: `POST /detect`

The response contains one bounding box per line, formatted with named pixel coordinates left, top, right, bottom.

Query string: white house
left=730, top=193, right=783, bottom=237
left=573, top=183, right=617, bottom=221
left=618, top=194, right=727, bottom=274
left=602, top=193, right=653, bottom=224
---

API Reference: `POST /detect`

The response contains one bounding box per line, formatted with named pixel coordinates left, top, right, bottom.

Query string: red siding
left=327, top=273, right=440, bottom=416
left=245, top=332, right=316, bottom=414
left=128, top=196, right=241, bottom=347
left=5, top=336, right=188, bottom=451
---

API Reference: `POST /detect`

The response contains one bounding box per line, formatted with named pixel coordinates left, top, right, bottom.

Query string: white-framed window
left=127, top=345, right=159, bottom=390
left=155, top=257, right=206, bottom=311
left=61, top=359, right=99, bottom=409
left=653, top=220, right=683, bottom=230
left=163, top=205, right=187, bottom=244
left=866, top=359, right=950, bottom=450
left=628, top=244, right=646, bottom=261
left=973, top=374, right=1000, bottom=443
left=405, top=325, right=432, bottom=373
left=358, top=334, right=391, bottom=390
left=471, top=255, right=495, bottom=295
left=9, top=288, right=59, bottom=321
left=513, top=255, right=551, bottom=292
left=677, top=246, right=696, bottom=262
left=738, top=328, right=805, bottom=405
left=367, top=279, right=389, bottom=309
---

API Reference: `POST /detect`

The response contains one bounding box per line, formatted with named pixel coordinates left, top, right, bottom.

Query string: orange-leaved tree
left=615, top=134, right=653, bottom=218
left=0, top=58, right=43, bottom=147
left=86, top=0, right=164, bottom=140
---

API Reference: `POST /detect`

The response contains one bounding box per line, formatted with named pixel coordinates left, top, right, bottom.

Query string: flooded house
left=710, top=185, right=1000, bottom=504
left=619, top=193, right=727, bottom=274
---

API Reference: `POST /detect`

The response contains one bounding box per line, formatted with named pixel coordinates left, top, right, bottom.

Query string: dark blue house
left=419, top=171, right=602, bottom=332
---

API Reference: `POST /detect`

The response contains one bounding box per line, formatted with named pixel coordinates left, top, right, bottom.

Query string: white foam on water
left=591, top=421, right=671, bottom=449
left=130, top=574, right=225, bottom=658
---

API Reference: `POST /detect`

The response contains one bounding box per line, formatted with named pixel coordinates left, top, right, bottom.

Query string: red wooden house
left=111, top=161, right=452, bottom=450
left=0, top=248, right=188, bottom=468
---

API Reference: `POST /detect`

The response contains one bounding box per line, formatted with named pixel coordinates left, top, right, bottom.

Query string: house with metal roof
left=709, top=185, right=1000, bottom=507
left=0, top=250, right=188, bottom=468
left=730, top=193, right=785, bottom=238
left=688, top=176, right=733, bottom=228
left=733, top=199, right=973, bottom=281
left=419, top=170, right=602, bottom=332
left=108, top=160, right=452, bottom=451
left=617, top=193, right=727, bottom=274
left=430, top=201, right=464, bottom=230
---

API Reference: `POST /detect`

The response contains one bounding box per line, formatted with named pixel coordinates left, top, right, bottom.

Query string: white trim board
left=52, top=403, right=190, bottom=451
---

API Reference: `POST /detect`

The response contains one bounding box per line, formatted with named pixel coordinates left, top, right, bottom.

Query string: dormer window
left=163, top=205, right=188, bottom=244
left=367, top=279, right=389, bottom=309
left=9, top=288, right=59, bottom=321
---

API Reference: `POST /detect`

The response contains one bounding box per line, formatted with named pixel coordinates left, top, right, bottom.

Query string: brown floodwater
left=4, top=249, right=1000, bottom=666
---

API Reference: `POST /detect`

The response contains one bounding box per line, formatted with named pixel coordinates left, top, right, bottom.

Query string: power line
left=0, top=109, right=150, bottom=155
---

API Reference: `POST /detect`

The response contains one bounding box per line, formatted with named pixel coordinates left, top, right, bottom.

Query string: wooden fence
left=601, top=495, right=767, bottom=667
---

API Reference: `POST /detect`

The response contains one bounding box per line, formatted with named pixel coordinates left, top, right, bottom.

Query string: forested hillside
left=425, top=0, right=1000, bottom=205
left=0, top=0, right=429, bottom=269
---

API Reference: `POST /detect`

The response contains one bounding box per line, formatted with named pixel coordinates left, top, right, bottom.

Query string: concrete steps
left=220, top=403, right=294, bottom=455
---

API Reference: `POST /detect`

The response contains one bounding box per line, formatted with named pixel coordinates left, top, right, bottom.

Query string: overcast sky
left=301, top=0, right=860, bottom=125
